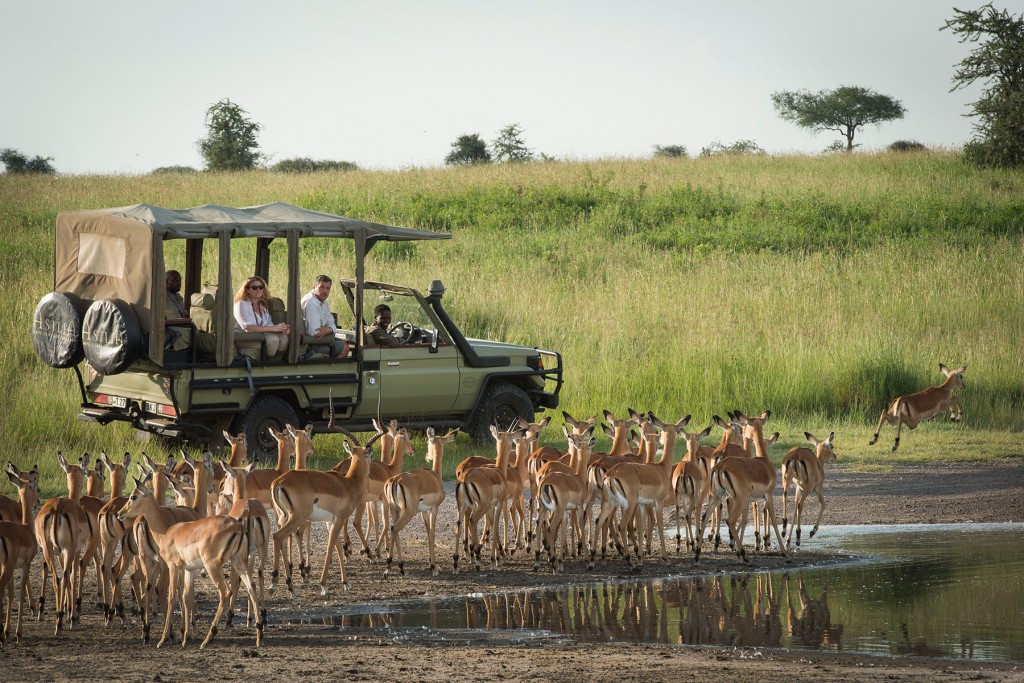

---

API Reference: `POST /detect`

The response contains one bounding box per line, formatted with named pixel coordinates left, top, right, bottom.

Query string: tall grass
left=1, top=151, right=1022, bottom=496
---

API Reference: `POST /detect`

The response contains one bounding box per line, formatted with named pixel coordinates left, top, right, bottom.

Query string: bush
left=700, top=140, right=765, bottom=157
left=151, top=165, right=199, bottom=174
left=271, top=158, right=359, bottom=173
left=889, top=140, right=927, bottom=152
left=653, top=145, right=688, bottom=158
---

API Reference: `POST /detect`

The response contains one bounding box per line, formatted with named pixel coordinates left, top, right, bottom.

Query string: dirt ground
left=2, top=460, right=1024, bottom=682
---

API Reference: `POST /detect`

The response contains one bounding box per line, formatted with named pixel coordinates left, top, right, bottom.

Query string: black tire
left=467, top=382, right=534, bottom=444
left=231, top=395, right=300, bottom=463
left=33, top=291, right=90, bottom=368
left=82, top=299, right=144, bottom=375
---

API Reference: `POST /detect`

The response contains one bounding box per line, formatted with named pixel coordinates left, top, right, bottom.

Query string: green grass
left=1, top=151, right=1022, bottom=498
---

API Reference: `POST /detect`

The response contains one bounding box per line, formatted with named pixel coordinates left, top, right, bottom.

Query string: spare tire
left=82, top=299, right=144, bottom=375
left=32, top=291, right=90, bottom=368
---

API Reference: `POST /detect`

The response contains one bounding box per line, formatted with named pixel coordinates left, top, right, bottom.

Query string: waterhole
left=277, top=524, right=1024, bottom=662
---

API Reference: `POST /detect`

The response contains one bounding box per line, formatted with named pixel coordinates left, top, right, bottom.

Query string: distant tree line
left=1, top=148, right=56, bottom=174
left=9, top=5, right=1022, bottom=177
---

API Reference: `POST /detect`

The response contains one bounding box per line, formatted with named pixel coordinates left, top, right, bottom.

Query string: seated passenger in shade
left=233, top=276, right=290, bottom=360
left=300, top=274, right=350, bottom=358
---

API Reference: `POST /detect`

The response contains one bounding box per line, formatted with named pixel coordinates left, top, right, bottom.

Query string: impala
left=704, top=414, right=752, bottom=550
left=355, top=420, right=415, bottom=560
left=383, top=427, right=459, bottom=577
left=220, top=462, right=270, bottom=627
left=117, top=465, right=262, bottom=649
left=0, top=464, right=39, bottom=524
left=869, top=363, right=967, bottom=452
left=453, top=426, right=520, bottom=573
left=536, top=429, right=595, bottom=573
left=56, top=451, right=103, bottom=615
left=33, top=492, right=85, bottom=633
left=701, top=411, right=788, bottom=564
left=670, top=423, right=712, bottom=559
left=781, top=431, right=837, bottom=548
left=598, top=415, right=689, bottom=569
left=0, top=463, right=39, bottom=644
left=96, top=450, right=132, bottom=624
left=271, top=428, right=384, bottom=595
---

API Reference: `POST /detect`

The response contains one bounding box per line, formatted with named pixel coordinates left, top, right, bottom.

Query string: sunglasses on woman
left=249, top=283, right=265, bottom=290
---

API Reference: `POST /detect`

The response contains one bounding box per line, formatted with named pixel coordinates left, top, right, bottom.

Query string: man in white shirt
left=300, top=275, right=350, bottom=358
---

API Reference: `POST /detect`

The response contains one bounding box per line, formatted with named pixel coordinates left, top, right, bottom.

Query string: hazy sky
left=2, top=0, right=1018, bottom=175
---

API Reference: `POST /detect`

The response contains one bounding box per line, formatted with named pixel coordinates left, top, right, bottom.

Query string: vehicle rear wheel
left=231, top=395, right=300, bottom=463
left=468, top=383, right=534, bottom=444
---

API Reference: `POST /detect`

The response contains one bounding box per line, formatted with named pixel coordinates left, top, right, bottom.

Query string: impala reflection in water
left=279, top=525, right=1024, bottom=663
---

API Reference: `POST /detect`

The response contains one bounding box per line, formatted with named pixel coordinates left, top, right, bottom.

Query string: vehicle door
left=357, top=291, right=460, bottom=419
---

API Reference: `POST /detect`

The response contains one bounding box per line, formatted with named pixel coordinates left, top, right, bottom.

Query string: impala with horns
left=869, top=363, right=967, bottom=452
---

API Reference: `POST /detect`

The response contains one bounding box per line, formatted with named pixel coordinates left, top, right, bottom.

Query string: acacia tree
left=943, top=3, right=1024, bottom=168
left=771, top=86, right=907, bottom=152
left=197, top=99, right=262, bottom=171
left=492, top=123, right=533, bottom=163
left=444, top=134, right=491, bottom=165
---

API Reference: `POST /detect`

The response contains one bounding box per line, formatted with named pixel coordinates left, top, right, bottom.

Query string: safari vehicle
left=33, top=203, right=562, bottom=460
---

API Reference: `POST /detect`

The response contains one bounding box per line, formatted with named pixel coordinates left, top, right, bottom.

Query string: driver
left=365, top=303, right=404, bottom=347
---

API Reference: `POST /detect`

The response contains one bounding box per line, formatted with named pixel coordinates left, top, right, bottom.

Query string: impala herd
left=0, top=363, right=966, bottom=648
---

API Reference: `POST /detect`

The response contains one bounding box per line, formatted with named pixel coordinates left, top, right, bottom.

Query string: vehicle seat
left=187, top=292, right=217, bottom=358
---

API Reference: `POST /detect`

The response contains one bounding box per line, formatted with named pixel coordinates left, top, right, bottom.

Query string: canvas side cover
left=55, top=211, right=163, bottom=363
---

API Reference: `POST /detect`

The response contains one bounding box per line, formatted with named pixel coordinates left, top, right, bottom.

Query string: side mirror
left=429, top=328, right=439, bottom=354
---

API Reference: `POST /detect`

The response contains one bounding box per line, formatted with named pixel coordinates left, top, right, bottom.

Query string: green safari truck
left=33, top=203, right=562, bottom=460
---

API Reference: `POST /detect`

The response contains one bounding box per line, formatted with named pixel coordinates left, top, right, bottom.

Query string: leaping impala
left=869, top=363, right=967, bottom=452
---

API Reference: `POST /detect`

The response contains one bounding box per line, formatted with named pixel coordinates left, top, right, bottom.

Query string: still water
left=281, top=524, right=1024, bottom=662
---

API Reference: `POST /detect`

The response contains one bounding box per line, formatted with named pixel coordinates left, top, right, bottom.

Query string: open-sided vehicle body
left=33, top=203, right=562, bottom=459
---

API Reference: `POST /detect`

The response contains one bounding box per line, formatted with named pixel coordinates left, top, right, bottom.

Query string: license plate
left=109, top=395, right=128, bottom=408
left=144, top=401, right=158, bottom=413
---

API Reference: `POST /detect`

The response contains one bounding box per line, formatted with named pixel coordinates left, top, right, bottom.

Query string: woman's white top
left=234, top=299, right=273, bottom=331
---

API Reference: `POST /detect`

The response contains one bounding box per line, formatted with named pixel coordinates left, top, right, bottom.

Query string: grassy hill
left=1, top=151, right=1022, bottom=495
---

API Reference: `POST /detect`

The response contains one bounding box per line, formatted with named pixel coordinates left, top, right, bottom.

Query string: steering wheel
left=389, top=321, right=415, bottom=342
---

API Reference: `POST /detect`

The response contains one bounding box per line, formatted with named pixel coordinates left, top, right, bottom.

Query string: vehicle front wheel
left=468, top=383, right=534, bottom=444
left=231, top=395, right=300, bottom=463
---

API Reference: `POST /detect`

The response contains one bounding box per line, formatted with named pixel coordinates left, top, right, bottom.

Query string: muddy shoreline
left=2, top=460, right=1024, bottom=682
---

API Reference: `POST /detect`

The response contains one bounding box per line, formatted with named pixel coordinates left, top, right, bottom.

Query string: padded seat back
left=190, top=293, right=216, bottom=333
left=268, top=297, right=287, bottom=325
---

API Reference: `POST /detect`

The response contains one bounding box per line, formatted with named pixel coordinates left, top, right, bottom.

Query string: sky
left=2, top=0, right=1020, bottom=175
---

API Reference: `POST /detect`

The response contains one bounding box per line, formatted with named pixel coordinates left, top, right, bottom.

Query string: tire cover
left=82, top=299, right=144, bottom=375
left=32, top=291, right=89, bottom=368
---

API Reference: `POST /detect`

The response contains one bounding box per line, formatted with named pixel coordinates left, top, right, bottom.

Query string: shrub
left=700, top=140, right=765, bottom=157
left=653, top=145, right=688, bottom=158
left=889, top=140, right=927, bottom=152
left=151, top=165, right=199, bottom=174
left=271, top=158, right=359, bottom=173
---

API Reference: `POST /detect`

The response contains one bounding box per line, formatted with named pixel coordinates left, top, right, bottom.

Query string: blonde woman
left=233, top=276, right=290, bottom=360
